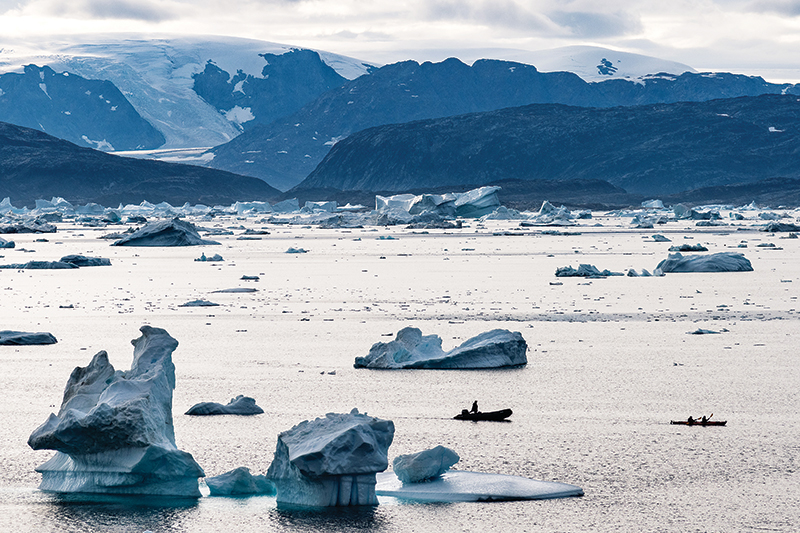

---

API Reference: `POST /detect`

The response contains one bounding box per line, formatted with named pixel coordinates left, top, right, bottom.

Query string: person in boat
left=687, top=416, right=695, bottom=425
left=470, top=401, right=479, bottom=414
left=701, top=415, right=708, bottom=424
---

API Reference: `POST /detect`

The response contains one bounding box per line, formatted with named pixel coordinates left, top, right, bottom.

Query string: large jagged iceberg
left=27, top=326, right=205, bottom=497
left=656, top=252, right=753, bottom=273
left=112, top=218, right=219, bottom=246
left=266, top=409, right=394, bottom=507
left=354, top=327, right=527, bottom=369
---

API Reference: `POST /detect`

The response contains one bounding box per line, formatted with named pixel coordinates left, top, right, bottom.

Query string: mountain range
left=297, top=94, right=800, bottom=197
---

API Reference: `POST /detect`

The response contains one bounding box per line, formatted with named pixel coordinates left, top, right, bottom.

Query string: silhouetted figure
left=701, top=415, right=708, bottom=424
left=687, top=416, right=695, bottom=425
left=471, top=401, right=478, bottom=414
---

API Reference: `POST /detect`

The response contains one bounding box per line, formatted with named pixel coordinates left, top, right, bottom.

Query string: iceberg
left=185, top=395, right=264, bottom=416
left=668, top=244, right=708, bottom=252
left=0, top=261, right=77, bottom=270
left=762, top=221, right=800, bottom=232
left=555, top=264, right=623, bottom=277
left=0, top=330, right=57, bottom=345
left=656, top=252, right=753, bottom=273
left=0, top=220, right=57, bottom=234
left=112, top=218, right=220, bottom=246
left=266, top=409, right=394, bottom=507
left=59, top=255, right=112, bottom=267
left=0, top=237, right=14, bottom=249
left=392, top=446, right=460, bottom=484
left=27, top=326, right=205, bottom=497
left=375, top=471, right=583, bottom=502
left=178, top=299, right=219, bottom=307
left=453, top=187, right=501, bottom=218
left=206, top=467, right=275, bottom=496
left=354, top=327, right=527, bottom=369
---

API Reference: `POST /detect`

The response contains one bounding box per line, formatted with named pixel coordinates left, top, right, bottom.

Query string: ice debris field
left=2, top=189, right=800, bottom=531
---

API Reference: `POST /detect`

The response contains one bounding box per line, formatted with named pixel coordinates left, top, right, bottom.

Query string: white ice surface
left=376, top=471, right=583, bottom=502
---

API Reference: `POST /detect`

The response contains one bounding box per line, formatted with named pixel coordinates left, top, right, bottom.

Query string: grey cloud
left=50, top=0, right=177, bottom=22
left=425, top=0, right=550, bottom=31
left=742, top=0, right=800, bottom=15
left=548, top=10, right=642, bottom=38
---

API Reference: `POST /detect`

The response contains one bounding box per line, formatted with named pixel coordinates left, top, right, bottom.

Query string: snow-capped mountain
left=486, top=45, right=696, bottom=82
left=0, top=34, right=375, bottom=150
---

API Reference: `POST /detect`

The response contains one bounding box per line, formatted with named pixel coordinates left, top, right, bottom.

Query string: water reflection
left=37, top=492, right=199, bottom=533
left=270, top=504, right=391, bottom=533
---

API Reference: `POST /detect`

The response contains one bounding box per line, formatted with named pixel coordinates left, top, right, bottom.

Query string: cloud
left=742, top=0, right=800, bottom=16
left=424, top=0, right=552, bottom=32
left=548, top=10, right=643, bottom=38
left=32, top=0, right=177, bottom=21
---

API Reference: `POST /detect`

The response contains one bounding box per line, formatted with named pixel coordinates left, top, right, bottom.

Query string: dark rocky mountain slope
left=208, top=58, right=799, bottom=190
left=0, top=121, right=280, bottom=207
left=296, top=94, right=800, bottom=197
left=0, top=65, right=164, bottom=151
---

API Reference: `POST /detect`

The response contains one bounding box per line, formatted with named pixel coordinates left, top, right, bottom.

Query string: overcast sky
left=2, top=0, right=799, bottom=80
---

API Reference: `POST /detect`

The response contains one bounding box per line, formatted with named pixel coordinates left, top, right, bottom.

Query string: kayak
left=670, top=420, right=727, bottom=426
left=454, top=409, right=512, bottom=421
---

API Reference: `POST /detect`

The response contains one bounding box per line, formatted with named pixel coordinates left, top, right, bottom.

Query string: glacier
left=355, top=327, right=528, bottom=369
left=27, top=326, right=205, bottom=497
left=266, top=409, right=394, bottom=507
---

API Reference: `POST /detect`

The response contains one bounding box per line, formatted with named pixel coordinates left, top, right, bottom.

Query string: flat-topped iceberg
left=393, top=446, right=460, bottom=484
left=27, top=326, right=204, bottom=497
left=112, top=218, right=219, bottom=247
left=59, top=255, right=112, bottom=267
left=0, top=330, right=57, bottom=345
left=354, top=327, right=527, bottom=369
left=206, top=467, right=275, bottom=496
left=656, top=252, right=753, bottom=273
left=185, top=395, right=264, bottom=416
left=376, top=471, right=584, bottom=502
left=266, top=408, right=394, bottom=507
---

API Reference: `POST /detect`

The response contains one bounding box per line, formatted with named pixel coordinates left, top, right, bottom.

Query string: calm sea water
left=1, top=218, right=798, bottom=532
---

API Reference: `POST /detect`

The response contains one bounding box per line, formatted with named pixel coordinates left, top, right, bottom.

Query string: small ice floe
left=687, top=328, right=721, bottom=335
left=376, top=471, right=583, bottom=502
left=195, top=252, right=224, bottom=262
left=59, top=304, right=74, bottom=309
left=393, top=446, right=459, bottom=484
left=185, top=395, right=264, bottom=416
left=669, top=244, right=708, bottom=252
left=756, top=243, right=780, bottom=249
left=212, top=288, right=258, bottom=293
left=240, top=275, right=260, bottom=281
left=377, top=236, right=397, bottom=240
left=656, top=252, right=753, bottom=273
left=555, top=264, right=623, bottom=277
left=178, top=299, right=219, bottom=307
left=642, top=199, right=665, bottom=209
left=112, top=218, right=220, bottom=247
left=285, top=247, right=308, bottom=253
left=59, top=255, right=111, bottom=267
left=206, top=467, right=275, bottom=496
left=0, top=237, right=16, bottom=248
left=266, top=409, right=394, bottom=507
left=0, top=260, right=77, bottom=269
left=355, top=327, right=527, bottom=369
left=627, top=269, right=652, bottom=277
left=0, top=330, right=58, bottom=345
left=652, top=234, right=671, bottom=242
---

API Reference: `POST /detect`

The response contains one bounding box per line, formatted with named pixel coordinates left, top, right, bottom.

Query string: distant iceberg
left=0, top=330, right=57, bottom=345
left=656, top=252, right=753, bottom=273
left=185, top=395, right=264, bottom=416
left=112, top=218, right=219, bottom=246
left=28, top=326, right=205, bottom=497
left=266, top=408, right=394, bottom=507
left=354, top=327, right=527, bottom=369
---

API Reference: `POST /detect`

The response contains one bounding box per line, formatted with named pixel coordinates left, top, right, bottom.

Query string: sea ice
left=59, top=255, right=111, bottom=267
left=206, top=467, right=275, bottom=496
left=27, top=326, right=205, bottom=497
left=195, top=252, right=224, bottom=262
left=0, top=260, right=77, bottom=269
left=286, top=247, right=308, bottom=253
left=669, top=244, right=708, bottom=252
left=0, top=330, right=57, bottom=345
left=0, top=236, right=14, bottom=248
left=392, top=446, right=460, bottom=483
left=652, top=234, right=671, bottom=242
left=178, top=299, right=219, bottom=307
left=375, top=471, right=584, bottom=502
left=354, top=327, right=527, bottom=369
left=212, top=287, right=258, bottom=293
left=185, top=395, right=264, bottom=416
left=0, top=219, right=57, bottom=233
left=555, top=264, right=623, bottom=277
left=762, top=221, right=800, bottom=232
left=112, top=218, right=220, bottom=246
left=656, top=252, right=753, bottom=273
left=266, top=408, right=394, bottom=507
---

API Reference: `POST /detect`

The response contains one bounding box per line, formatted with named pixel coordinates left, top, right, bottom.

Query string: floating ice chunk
left=286, top=247, right=308, bottom=253
left=195, top=252, right=224, bottom=262
left=178, top=299, right=219, bottom=307
left=762, top=222, right=800, bottom=232
left=112, top=218, right=220, bottom=247
left=0, top=260, right=77, bottom=270
left=304, top=200, right=337, bottom=212
left=185, top=395, right=264, bottom=416
left=555, top=264, right=623, bottom=277
left=642, top=199, right=664, bottom=209
left=271, top=198, right=300, bottom=213
left=59, top=255, right=111, bottom=267
left=393, top=446, right=459, bottom=484
left=27, top=326, right=204, bottom=497
left=626, top=269, right=652, bottom=277
left=0, top=220, right=57, bottom=234
left=0, top=330, right=57, bottom=345
left=233, top=201, right=273, bottom=215
left=688, top=328, right=720, bottom=335
left=355, top=327, right=527, bottom=369
left=212, top=287, right=258, bottom=293
left=652, top=234, right=671, bottom=242
left=480, top=206, right=522, bottom=221
left=0, top=237, right=14, bottom=249
left=266, top=408, right=394, bottom=507
left=206, top=467, right=275, bottom=496
left=375, top=471, right=583, bottom=502
left=656, top=252, right=753, bottom=273
left=669, top=244, right=708, bottom=252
